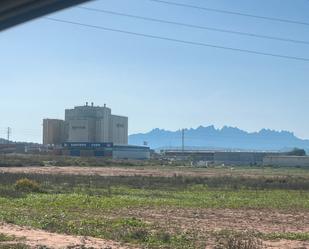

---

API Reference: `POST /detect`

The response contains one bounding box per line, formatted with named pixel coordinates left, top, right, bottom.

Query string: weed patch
left=14, top=178, right=40, bottom=193
left=0, top=233, right=15, bottom=242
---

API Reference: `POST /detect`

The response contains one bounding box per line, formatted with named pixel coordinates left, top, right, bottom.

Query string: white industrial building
left=43, top=103, right=150, bottom=160
left=43, top=103, right=128, bottom=145
left=65, top=103, right=128, bottom=144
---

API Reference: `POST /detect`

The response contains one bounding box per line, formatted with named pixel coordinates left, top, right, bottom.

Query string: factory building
left=43, top=103, right=150, bottom=160
left=65, top=103, right=128, bottom=144
left=61, top=142, right=150, bottom=160
left=43, top=103, right=128, bottom=145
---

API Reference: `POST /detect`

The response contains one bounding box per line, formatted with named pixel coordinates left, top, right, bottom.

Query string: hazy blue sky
left=1, top=0, right=309, bottom=143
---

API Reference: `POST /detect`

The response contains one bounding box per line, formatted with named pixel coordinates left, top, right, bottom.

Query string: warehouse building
left=214, top=151, right=277, bottom=166
left=263, top=156, right=309, bottom=167
left=113, top=145, right=151, bottom=160
left=162, top=150, right=214, bottom=161
left=162, top=150, right=279, bottom=166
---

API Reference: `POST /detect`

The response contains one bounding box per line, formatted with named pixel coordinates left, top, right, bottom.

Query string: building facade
left=61, top=143, right=150, bottom=159
left=43, top=103, right=128, bottom=145
left=43, top=119, right=65, bottom=145
left=162, top=150, right=280, bottom=166
left=263, top=156, right=309, bottom=167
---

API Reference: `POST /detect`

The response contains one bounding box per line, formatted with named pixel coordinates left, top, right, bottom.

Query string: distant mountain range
left=129, top=126, right=309, bottom=151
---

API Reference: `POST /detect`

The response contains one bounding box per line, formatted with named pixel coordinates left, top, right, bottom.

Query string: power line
left=45, top=17, right=309, bottom=62
left=149, top=0, right=309, bottom=26
left=78, top=6, right=309, bottom=45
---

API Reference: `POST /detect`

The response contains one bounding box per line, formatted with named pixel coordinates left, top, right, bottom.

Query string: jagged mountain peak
left=129, top=125, right=309, bottom=150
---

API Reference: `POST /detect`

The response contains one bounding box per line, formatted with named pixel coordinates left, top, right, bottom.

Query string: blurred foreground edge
left=0, top=0, right=92, bottom=32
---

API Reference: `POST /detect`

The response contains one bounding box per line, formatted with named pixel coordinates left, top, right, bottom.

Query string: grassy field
left=0, top=165, right=309, bottom=249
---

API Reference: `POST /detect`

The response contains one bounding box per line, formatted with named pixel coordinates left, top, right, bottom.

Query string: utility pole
left=7, top=127, right=11, bottom=144
left=182, top=128, right=185, bottom=152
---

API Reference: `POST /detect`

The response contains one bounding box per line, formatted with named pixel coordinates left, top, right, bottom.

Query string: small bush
left=215, top=231, right=264, bottom=249
left=226, top=236, right=263, bottom=249
left=156, top=231, right=171, bottom=243
left=14, top=178, right=40, bottom=193
left=130, top=228, right=149, bottom=242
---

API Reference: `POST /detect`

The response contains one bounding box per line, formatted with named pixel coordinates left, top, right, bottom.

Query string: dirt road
left=0, top=166, right=301, bottom=178
left=0, top=166, right=235, bottom=178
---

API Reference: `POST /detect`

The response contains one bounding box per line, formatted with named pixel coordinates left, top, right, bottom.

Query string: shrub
left=14, top=178, right=40, bottom=193
left=215, top=231, right=264, bottom=249
left=130, top=228, right=149, bottom=242
left=156, top=231, right=171, bottom=243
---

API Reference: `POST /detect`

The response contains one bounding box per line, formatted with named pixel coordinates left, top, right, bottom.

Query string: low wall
left=263, top=156, right=309, bottom=167
left=112, top=150, right=150, bottom=160
left=214, top=152, right=273, bottom=166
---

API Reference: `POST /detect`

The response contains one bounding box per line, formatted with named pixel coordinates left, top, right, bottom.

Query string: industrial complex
left=43, top=103, right=150, bottom=159
left=43, top=103, right=128, bottom=145
left=1, top=102, right=308, bottom=165
left=162, top=150, right=309, bottom=167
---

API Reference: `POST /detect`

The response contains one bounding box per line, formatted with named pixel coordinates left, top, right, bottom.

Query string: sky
left=0, top=0, right=309, bottom=143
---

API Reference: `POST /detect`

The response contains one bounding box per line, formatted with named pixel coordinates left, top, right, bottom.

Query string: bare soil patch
left=114, top=207, right=309, bottom=248
left=114, top=207, right=309, bottom=234
left=0, top=166, right=297, bottom=178
left=0, top=223, right=134, bottom=249
left=1, top=208, right=309, bottom=249
left=263, top=240, right=309, bottom=249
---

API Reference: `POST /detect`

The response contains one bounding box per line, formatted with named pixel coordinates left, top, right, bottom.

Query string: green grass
left=1, top=172, right=309, bottom=248
left=0, top=187, right=309, bottom=248
left=0, top=233, right=15, bottom=242
left=0, top=233, right=29, bottom=249
left=0, top=244, right=29, bottom=249
left=1, top=187, right=309, bottom=212
left=264, top=232, right=309, bottom=241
